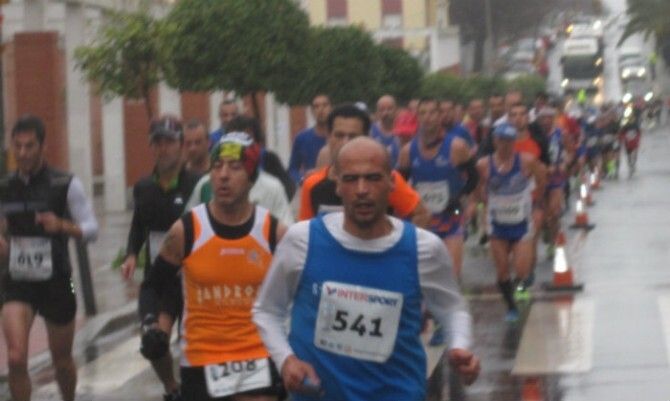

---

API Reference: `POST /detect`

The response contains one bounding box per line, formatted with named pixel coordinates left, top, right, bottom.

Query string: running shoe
left=606, top=160, right=617, bottom=178
left=505, top=309, right=520, bottom=322
left=514, top=285, right=531, bottom=303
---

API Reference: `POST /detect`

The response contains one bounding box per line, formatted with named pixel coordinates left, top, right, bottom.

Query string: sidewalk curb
left=0, top=301, right=138, bottom=380
left=81, top=301, right=138, bottom=343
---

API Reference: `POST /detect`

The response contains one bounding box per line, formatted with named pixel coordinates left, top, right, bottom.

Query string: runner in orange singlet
left=147, top=132, right=287, bottom=401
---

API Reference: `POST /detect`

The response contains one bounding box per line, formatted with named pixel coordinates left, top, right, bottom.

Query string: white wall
left=264, top=93, right=291, bottom=166
left=430, top=26, right=461, bottom=72
left=65, top=3, right=93, bottom=196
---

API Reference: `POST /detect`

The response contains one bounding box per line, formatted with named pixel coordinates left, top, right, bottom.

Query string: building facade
left=0, top=0, right=302, bottom=212
left=302, top=0, right=460, bottom=71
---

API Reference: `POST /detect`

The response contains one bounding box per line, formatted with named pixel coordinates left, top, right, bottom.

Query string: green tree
left=160, top=0, right=310, bottom=117
left=506, top=75, right=546, bottom=103
left=75, top=11, right=162, bottom=119
left=419, top=73, right=510, bottom=104
left=418, top=73, right=466, bottom=103
left=461, top=75, right=507, bottom=102
left=291, top=26, right=384, bottom=106
left=619, top=0, right=670, bottom=63
left=376, top=45, right=423, bottom=104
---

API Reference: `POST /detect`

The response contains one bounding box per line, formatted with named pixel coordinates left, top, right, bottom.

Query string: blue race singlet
left=289, top=216, right=425, bottom=401
left=409, top=135, right=464, bottom=237
left=370, top=123, right=400, bottom=168
left=487, top=154, right=533, bottom=241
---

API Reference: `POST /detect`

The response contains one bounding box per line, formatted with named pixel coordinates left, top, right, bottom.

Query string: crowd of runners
left=0, top=86, right=649, bottom=400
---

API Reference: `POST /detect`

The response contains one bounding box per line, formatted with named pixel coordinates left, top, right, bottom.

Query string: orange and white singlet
left=180, top=204, right=273, bottom=367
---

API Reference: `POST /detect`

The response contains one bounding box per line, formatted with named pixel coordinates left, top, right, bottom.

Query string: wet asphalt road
left=9, top=120, right=669, bottom=401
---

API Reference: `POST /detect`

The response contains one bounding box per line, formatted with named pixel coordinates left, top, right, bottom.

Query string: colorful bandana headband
left=210, top=132, right=261, bottom=177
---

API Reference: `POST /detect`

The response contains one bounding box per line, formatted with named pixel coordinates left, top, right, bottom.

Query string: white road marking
left=512, top=299, right=594, bottom=375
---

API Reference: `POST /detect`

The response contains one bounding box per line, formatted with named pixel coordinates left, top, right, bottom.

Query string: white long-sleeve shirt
left=66, top=176, right=98, bottom=242
left=252, top=212, right=473, bottom=371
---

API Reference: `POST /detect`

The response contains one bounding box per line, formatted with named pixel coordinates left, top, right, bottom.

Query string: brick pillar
left=181, top=91, right=211, bottom=128
left=123, top=90, right=158, bottom=186
left=290, top=106, right=308, bottom=142
left=5, top=32, right=68, bottom=169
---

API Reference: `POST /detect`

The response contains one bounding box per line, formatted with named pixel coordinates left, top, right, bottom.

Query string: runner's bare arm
left=158, top=220, right=185, bottom=266
left=474, top=158, right=489, bottom=204
left=314, top=146, right=331, bottom=170
left=410, top=202, right=431, bottom=228
left=396, top=142, right=411, bottom=179
left=450, top=138, right=471, bottom=166
left=524, top=155, right=547, bottom=201
left=452, top=139, right=480, bottom=219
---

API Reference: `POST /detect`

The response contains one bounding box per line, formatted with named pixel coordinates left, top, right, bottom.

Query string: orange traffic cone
left=569, top=199, right=595, bottom=230
left=543, top=231, right=584, bottom=292
left=579, top=181, right=594, bottom=206
left=521, top=377, right=543, bottom=401
left=589, top=168, right=602, bottom=190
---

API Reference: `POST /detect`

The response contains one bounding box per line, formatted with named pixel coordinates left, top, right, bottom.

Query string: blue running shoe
left=505, top=309, right=519, bottom=322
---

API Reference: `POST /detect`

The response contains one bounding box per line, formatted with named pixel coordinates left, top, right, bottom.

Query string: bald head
left=377, top=95, right=396, bottom=109
left=334, top=137, right=395, bottom=233
left=334, top=137, right=392, bottom=174
left=376, top=95, right=398, bottom=130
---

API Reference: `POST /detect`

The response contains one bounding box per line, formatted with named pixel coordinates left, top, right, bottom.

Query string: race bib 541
left=314, top=281, right=403, bottom=363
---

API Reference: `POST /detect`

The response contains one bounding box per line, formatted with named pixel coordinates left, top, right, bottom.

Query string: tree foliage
left=419, top=73, right=465, bottom=102
left=619, top=0, right=670, bottom=63
left=160, top=0, right=310, bottom=115
left=505, top=75, right=547, bottom=103
left=75, top=11, right=162, bottom=118
left=419, top=73, right=544, bottom=104
left=290, top=26, right=384, bottom=106
left=376, top=45, right=424, bottom=104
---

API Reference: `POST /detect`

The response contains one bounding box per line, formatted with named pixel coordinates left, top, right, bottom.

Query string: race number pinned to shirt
left=415, top=181, right=450, bottom=214
left=9, top=236, right=53, bottom=281
left=625, top=130, right=638, bottom=141
left=314, top=281, right=403, bottom=363
left=204, top=358, right=271, bottom=398
left=490, top=193, right=527, bottom=225
left=148, top=231, right=167, bottom=263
